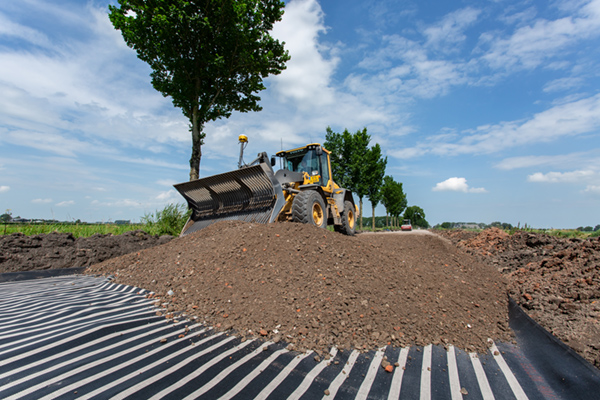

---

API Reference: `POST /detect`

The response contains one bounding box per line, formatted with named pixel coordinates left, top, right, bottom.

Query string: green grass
left=1, top=222, right=145, bottom=238
left=1, top=203, right=192, bottom=238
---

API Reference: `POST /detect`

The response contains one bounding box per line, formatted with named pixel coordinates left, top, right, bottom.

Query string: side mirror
left=271, top=156, right=276, bottom=167
left=316, top=146, right=323, bottom=156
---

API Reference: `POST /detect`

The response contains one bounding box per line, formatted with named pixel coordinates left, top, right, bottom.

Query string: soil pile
left=438, top=228, right=600, bottom=367
left=86, top=221, right=511, bottom=355
left=0, top=231, right=172, bottom=273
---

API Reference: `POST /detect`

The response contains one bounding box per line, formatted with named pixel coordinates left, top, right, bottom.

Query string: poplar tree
left=109, top=0, right=290, bottom=180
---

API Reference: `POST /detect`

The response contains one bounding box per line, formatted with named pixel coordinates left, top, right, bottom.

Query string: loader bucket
left=174, top=163, right=286, bottom=236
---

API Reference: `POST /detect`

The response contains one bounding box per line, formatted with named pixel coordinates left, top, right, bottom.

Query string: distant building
left=458, top=223, right=481, bottom=230
left=114, top=220, right=131, bottom=225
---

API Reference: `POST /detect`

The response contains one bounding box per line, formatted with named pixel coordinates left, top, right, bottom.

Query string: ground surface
left=2, top=223, right=599, bottom=367
left=0, top=230, right=172, bottom=272
left=438, top=228, right=600, bottom=367
left=84, top=221, right=512, bottom=356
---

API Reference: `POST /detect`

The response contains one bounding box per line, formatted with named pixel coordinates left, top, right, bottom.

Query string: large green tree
left=404, top=205, right=429, bottom=228
left=380, top=176, right=407, bottom=228
left=324, top=127, right=355, bottom=191
left=324, top=127, right=372, bottom=228
left=350, top=128, right=371, bottom=229
left=109, top=0, right=290, bottom=180
left=364, top=143, right=387, bottom=231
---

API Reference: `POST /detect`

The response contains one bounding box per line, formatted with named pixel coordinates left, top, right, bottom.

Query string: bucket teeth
left=174, top=163, right=285, bottom=236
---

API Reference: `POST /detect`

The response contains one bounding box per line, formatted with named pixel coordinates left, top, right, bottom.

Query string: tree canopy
left=364, top=143, right=387, bottom=230
left=404, top=205, right=429, bottom=228
left=324, top=127, right=373, bottom=228
left=381, top=175, right=407, bottom=226
left=109, top=0, right=290, bottom=180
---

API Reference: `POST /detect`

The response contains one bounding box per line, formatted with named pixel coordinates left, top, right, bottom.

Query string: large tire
left=339, top=200, right=356, bottom=236
left=292, top=191, right=327, bottom=229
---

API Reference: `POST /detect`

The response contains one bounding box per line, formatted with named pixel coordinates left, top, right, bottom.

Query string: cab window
left=320, top=152, right=330, bottom=186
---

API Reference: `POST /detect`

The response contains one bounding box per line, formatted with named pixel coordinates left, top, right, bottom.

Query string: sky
left=1, top=0, right=599, bottom=228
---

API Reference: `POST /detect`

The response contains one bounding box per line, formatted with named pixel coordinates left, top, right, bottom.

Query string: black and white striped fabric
left=0, top=275, right=591, bottom=399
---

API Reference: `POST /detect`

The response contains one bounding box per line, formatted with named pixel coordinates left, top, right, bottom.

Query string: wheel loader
left=174, top=135, right=358, bottom=236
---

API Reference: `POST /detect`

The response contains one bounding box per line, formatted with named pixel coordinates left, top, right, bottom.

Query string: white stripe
left=420, top=344, right=432, bottom=400
left=5, top=322, right=201, bottom=400
left=286, top=348, right=337, bottom=400
left=83, top=331, right=234, bottom=400
left=356, top=347, right=386, bottom=399
left=469, top=353, right=495, bottom=400
left=489, top=341, right=529, bottom=399
left=387, top=347, right=409, bottom=400
left=0, top=299, right=149, bottom=342
left=0, top=289, right=122, bottom=312
left=447, top=345, right=463, bottom=400
left=0, top=316, right=163, bottom=380
left=322, top=349, right=359, bottom=399
left=0, top=307, right=151, bottom=355
left=182, top=341, right=276, bottom=400
left=0, top=320, right=175, bottom=391
left=253, top=351, right=314, bottom=400
left=0, top=292, right=143, bottom=329
left=146, top=339, right=257, bottom=400
left=218, top=348, right=288, bottom=400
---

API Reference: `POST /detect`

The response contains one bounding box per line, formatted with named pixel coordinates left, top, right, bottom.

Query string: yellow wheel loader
left=174, top=136, right=358, bottom=236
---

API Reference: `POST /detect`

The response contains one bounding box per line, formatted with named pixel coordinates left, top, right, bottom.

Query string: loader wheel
left=340, top=200, right=356, bottom=236
left=292, top=191, right=327, bottom=229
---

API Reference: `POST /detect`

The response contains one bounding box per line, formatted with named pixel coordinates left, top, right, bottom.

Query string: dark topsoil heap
left=0, top=230, right=172, bottom=272
left=439, top=228, right=600, bottom=367
left=86, top=221, right=511, bottom=355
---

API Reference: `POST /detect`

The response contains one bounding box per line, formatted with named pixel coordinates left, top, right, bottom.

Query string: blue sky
left=1, top=0, right=599, bottom=228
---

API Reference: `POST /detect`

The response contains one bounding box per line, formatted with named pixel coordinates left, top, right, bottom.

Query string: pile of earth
left=86, top=221, right=511, bottom=356
left=437, top=228, right=600, bottom=367
left=0, top=230, right=172, bottom=273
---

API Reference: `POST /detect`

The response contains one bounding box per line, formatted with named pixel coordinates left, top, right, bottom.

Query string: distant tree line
left=433, top=222, right=600, bottom=231
left=434, top=221, right=515, bottom=230
left=324, top=127, right=429, bottom=230
left=434, top=221, right=513, bottom=230
left=577, top=225, right=600, bottom=232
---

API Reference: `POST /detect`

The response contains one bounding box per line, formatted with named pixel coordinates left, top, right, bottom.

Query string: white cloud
left=0, top=186, right=10, bottom=193
left=156, top=189, right=179, bottom=202
left=398, top=93, right=600, bottom=158
left=270, top=0, right=339, bottom=107
left=32, top=198, right=52, bottom=204
left=480, top=0, right=600, bottom=71
left=352, top=35, right=468, bottom=100
left=56, top=200, right=75, bottom=207
left=495, top=150, right=600, bottom=170
left=432, top=177, right=487, bottom=193
left=156, top=179, right=177, bottom=187
left=528, top=170, right=596, bottom=182
left=91, top=199, right=147, bottom=208
left=423, top=7, right=481, bottom=50
left=543, top=77, right=584, bottom=92
left=584, top=184, right=600, bottom=194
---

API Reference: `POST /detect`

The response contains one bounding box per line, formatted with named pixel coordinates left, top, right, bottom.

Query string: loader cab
left=276, top=144, right=331, bottom=189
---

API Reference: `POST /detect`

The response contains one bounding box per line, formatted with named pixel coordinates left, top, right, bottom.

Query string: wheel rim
left=348, top=209, right=355, bottom=229
left=312, top=202, right=324, bottom=226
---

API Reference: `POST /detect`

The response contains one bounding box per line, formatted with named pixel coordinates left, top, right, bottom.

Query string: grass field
left=1, top=223, right=149, bottom=238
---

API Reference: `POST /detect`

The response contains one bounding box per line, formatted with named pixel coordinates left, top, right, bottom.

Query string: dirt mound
left=438, top=229, right=600, bottom=367
left=0, top=231, right=172, bottom=273
left=86, top=221, right=511, bottom=355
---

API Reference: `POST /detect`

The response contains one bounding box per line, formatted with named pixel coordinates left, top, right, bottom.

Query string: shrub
left=141, top=203, right=191, bottom=236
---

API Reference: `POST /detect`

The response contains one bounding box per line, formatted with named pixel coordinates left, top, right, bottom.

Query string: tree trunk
left=372, top=203, right=376, bottom=231
left=189, top=107, right=203, bottom=181
left=386, top=212, right=389, bottom=229
left=359, top=198, right=363, bottom=230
